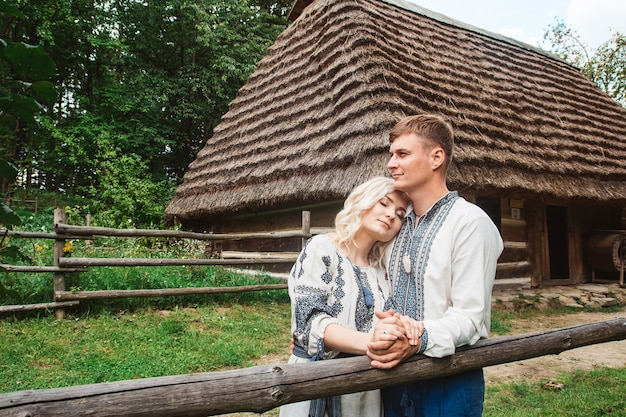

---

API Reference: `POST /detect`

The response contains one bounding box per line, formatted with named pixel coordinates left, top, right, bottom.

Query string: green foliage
left=544, top=20, right=626, bottom=106
left=0, top=8, right=57, bottom=212
left=589, top=34, right=626, bottom=106
left=0, top=201, right=20, bottom=228
left=0, top=39, right=56, bottom=124
left=0, top=2, right=58, bottom=295
left=3, top=0, right=289, bottom=226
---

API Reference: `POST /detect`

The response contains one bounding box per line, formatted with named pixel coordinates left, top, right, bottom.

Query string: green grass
left=485, top=367, right=626, bottom=417
left=0, top=300, right=291, bottom=393
left=487, top=303, right=626, bottom=416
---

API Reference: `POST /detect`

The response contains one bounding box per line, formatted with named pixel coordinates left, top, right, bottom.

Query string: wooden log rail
left=53, top=257, right=295, bottom=302
left=0, top=229, right=85, bottom=239
left=56, top=284, right=288, bottom=301
left=0, top=301, right=80, bottom=314
left=1, top=318, right=625, bottom=417
left=55, top=223, right=311, bottom=240
left=58, top=256, right=297, bottom=268
left=0, top=264, right=86, bottom=273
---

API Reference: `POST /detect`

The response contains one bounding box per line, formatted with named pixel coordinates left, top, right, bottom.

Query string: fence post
left=85, top=214, right=92, bottom=246
left=301, top=211, right=310, bottom=250
left=53, top=208, right=67, bottom=319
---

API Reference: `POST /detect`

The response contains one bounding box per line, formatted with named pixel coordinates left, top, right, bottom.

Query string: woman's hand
left=371, top=309, right=406, bottom=343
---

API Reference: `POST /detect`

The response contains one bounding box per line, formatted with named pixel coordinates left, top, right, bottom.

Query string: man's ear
left=431, top=147, right=445, bottom=170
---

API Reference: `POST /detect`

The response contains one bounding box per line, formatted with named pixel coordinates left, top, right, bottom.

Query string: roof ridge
left=381, top=0, right=569, bottom=66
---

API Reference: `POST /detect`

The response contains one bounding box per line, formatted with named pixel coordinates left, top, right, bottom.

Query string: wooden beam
left=55, top=284, right=288, bottom=301
left=59, top=257, right=298, bottom=268
left=55, top=224, right=310, bottom=241
left=0, top=265, right=87, bottom=273
left=0, top=301, right=80, bottom=314
left=0, top=229, right=85, bottom=239
left=1, top=319, right=624, bottom=417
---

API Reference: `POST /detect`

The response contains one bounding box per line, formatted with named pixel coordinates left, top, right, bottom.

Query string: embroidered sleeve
left=289, top=236, right=343, bottom=357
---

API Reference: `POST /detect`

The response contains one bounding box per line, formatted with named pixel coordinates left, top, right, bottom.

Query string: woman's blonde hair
left=333, top=176, right=404, bottom=266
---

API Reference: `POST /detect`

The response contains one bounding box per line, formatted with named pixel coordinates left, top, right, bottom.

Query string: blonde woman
left=280, top=177, right=422, bottom=417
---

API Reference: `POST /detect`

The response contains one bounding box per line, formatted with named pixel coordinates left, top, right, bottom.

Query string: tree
left=111, top=0, right=290, bottom=181
left=543, top=20, right=626, bottom=106
left=2, top=0, right=289, bottom=226
left=0, top=0, right=56, bottom=213
left=0, top=0, right=57, bottom=299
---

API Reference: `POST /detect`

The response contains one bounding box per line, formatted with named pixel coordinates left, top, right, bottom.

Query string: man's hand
left=367, top=337, right=420, bottom=369
left=398, top=314, right=424, bottom=347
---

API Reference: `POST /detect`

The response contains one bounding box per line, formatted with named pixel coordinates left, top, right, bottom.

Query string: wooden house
left=165, top=0, right=626, bottom=287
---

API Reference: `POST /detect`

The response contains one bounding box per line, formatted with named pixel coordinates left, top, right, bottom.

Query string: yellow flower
left=63, top=242, right=73, bottom=254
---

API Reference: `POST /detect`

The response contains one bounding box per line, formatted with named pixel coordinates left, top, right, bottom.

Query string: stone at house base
left=492, top=283, right=626, bottom=311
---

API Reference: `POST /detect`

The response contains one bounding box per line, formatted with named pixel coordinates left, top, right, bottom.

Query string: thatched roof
left=166, top=0, right=626, bottom=224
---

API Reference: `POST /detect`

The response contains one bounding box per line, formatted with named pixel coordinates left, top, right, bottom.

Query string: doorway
left=546, top=205, right=569, bottom=279
left=476, top=197, right=502, bottom=231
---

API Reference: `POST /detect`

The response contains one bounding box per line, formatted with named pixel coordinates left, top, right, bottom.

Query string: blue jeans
left=382, top=369, right=485, bottom=417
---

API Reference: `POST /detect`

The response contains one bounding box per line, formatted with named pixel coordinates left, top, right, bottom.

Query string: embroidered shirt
left=386, top=192, right=504, bottom=358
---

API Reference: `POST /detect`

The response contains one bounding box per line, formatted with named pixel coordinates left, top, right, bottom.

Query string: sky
left=407, top=0, right=626, bottom=52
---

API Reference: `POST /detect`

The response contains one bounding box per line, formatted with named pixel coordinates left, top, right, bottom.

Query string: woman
left=279, top=176, right=421, bottom=417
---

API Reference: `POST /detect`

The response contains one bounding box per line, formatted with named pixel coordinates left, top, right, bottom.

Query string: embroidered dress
left=279, top=234, right=389, bottom=417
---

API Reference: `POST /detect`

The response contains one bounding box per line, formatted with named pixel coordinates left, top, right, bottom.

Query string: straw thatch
left=166, top=0, right=626, bottom=225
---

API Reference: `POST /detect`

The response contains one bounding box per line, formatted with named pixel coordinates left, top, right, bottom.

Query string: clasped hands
left=368, top=309, right=423, bottom=369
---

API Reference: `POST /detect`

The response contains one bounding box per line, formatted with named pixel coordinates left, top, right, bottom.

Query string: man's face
left=387, top=133, right=433, bottom=193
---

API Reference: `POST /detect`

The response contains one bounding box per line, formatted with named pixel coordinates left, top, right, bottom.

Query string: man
left=367, top=114, right=504, bottom=417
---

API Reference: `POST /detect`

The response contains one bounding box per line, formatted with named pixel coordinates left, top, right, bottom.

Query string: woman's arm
left=324, top=310, right=410, bottom=355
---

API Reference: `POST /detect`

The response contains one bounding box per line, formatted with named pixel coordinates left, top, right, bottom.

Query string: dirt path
left=484, top=309, right=626, bottom=385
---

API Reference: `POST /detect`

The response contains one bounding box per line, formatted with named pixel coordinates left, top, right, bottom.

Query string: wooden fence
left=1, top=208, right=316, bottom=317
left=4, top=196, right=39, bottom=213
left=1, top=318, right=625, bottom=416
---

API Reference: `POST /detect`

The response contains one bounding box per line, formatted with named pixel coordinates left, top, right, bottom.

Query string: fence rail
left=55, top=223, right=310, bottom=240
left=1, top=208, right=312, bottom=316
left=5, top=197, right=39, bottom=213
left=1, top=318, right=624, bottom=417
